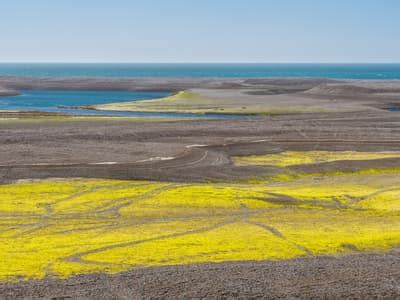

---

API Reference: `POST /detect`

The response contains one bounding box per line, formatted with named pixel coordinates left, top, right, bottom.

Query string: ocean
left=1, top=63, right=400, bottom=79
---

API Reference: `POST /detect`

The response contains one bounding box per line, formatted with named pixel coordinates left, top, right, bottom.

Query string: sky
left=1, top=0, right=400, bottom=63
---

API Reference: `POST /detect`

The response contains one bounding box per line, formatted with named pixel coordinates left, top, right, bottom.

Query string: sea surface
left=0, top=63, right=400, bottom=79
left=0, top=89, right=239, bottom=118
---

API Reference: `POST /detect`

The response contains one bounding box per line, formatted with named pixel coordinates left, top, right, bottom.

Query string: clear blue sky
left=1, top=0, right=400, bottom=63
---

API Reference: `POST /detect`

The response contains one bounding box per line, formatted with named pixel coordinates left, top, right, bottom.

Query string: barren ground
left=2, top=252, right=400, bottom=299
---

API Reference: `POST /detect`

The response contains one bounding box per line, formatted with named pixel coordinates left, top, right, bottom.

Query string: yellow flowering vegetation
left=233, top=151, right=400, bottom=167
left=1, top=168, right=399, bottom=282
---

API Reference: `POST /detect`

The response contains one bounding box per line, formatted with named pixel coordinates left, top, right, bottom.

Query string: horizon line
left=1, top=62, right=400, bottom=64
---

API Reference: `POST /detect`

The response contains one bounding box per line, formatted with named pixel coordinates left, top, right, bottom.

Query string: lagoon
left=0, top=89, right=239, bottom=118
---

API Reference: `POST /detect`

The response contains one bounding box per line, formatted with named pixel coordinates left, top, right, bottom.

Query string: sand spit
left=0, top=87, right=19, bottom=96
left=0, top=76, right=338, bottom=92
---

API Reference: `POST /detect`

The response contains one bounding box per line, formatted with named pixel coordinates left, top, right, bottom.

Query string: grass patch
left=92, top=90, right=332, bottom=115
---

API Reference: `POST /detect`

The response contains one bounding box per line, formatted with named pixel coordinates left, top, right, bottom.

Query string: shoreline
left=2, top=77, right=400, bottom=116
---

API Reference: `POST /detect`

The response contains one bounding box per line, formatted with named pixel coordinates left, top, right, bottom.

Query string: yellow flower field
left=1, top=167, right=399, bottom=281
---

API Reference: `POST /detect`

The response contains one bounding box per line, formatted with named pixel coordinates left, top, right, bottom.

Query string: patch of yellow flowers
left=1, top=159, right=400, bottom=281
left=234, top=151, right=400, bottom=167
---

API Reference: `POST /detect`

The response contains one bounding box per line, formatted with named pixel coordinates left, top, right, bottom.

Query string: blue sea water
left=0, top=89, right=240, bottom=118
left=0, top=63, right=400, bottom=79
